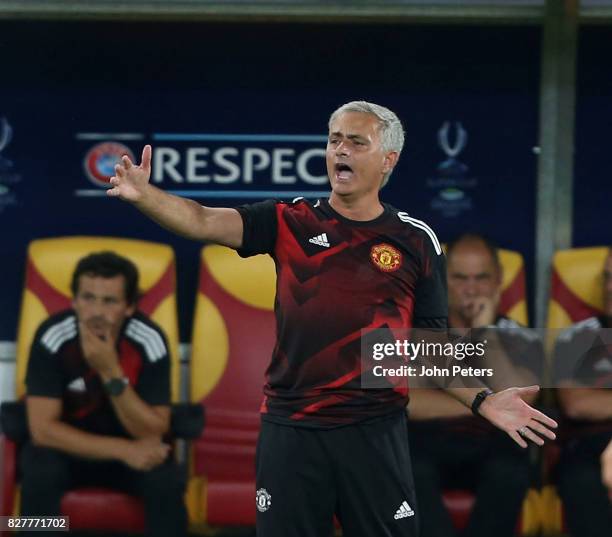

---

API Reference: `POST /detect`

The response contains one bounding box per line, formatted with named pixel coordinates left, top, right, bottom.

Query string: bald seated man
left=408, top=234, right=543, bottom=537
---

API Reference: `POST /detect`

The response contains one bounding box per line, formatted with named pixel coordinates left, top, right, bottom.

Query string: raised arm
left=108, top=145, right=243, bottom=248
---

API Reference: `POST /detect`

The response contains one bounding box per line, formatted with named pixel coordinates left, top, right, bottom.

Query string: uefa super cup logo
left=0, top=117, right=13, bottom=172
left=437, top=121, right=468, bottom=176
left=427, top=120, right=476, bottom=218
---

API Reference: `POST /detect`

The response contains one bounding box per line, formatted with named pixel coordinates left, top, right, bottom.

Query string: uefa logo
left=84, top=142, right=135, bottom=187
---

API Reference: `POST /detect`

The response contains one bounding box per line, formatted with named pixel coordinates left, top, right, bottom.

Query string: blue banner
left=0, top=22, right=542, bottom=340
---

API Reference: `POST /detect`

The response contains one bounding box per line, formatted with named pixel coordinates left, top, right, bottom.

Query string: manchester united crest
left=370, top=243, right=402, bottom=272
left=256, top=488, right=272, bottom=512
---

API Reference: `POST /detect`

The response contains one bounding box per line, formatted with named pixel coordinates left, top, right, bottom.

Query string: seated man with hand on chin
left=408, top=234, right=543, bottom=537
left=20, top=251, right=186, bottom=537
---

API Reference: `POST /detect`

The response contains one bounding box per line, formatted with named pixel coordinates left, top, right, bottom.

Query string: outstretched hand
left=479, top=386, right=557, bottom=448
left=107, top=145, right=152, bottom=202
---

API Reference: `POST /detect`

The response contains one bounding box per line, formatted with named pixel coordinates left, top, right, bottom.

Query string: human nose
left=335, top=140, right=350, bottom=157
left=88, top=298, right=106, bottom=316
left=464, top=279, right=478, bottom=296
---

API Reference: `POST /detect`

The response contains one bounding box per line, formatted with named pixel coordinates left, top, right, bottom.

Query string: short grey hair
left=328, top=100, right=405, bottom=188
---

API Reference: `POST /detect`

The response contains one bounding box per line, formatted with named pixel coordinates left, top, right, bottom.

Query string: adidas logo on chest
left=67, top=377, right=86, bottom=393
left=308, top=233, right=330, bottom=248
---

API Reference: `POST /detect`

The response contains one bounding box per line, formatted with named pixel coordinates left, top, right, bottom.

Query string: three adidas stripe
left=308, top=233, right=330, bottom=247
left=394, top=500, right=415, bottom=519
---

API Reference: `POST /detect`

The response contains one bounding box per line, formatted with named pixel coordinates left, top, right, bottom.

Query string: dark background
left=0, top=21, right=607, bottom=340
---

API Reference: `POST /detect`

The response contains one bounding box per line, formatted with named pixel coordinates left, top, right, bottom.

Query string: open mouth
left=335, top=163, right=353, bottom=180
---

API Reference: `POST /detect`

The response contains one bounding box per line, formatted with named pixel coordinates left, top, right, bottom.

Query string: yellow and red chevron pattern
left=15, top=237, right=180, bottom=400
left=547, top=247, right=608, bottom=329
left=498, top=249, right=529, bottom=325
left=190, top=245, right=276, bottom=525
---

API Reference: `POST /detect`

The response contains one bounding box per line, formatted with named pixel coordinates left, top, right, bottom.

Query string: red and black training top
left=237, top=197, right=447, bottom=428
left=26, top=310, right=171, bottom=438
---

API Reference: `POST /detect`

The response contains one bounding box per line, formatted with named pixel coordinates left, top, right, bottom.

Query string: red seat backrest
left=190, top=246, right=276, bottom=480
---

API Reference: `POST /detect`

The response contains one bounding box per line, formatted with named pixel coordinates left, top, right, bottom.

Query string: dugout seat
left=0, top=236, right=180, bottom=535
left=541, top=246, right=609, bottom=535
left=497, top=248, right=529, bottom=325
left=439, top=247, right=539, bottom=534
left=547, top=246, right=607, bottom=329
left=187, top=245, right=276, bottom=527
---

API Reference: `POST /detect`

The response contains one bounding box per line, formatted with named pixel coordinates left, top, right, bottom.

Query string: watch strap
left=471, top=388, right=494, bottom=416
left=104, top=376, right=129, bottom=396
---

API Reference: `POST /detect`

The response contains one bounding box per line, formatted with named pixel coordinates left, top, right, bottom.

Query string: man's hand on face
left=79, top=320, right=121, bottom=377
left=466, top=290, right=500, bottom=328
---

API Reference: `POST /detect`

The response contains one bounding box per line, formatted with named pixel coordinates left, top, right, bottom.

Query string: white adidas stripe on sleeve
left=126, top=319, right=167, bottom=363
left=41, top=316, right=77, bottom=354
left=397, top=212, right=442, bottom=255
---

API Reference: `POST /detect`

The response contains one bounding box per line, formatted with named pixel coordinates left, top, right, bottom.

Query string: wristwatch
left=471, top=388, right=494, bottom=416
left=103, top=377, right=129, bottom=397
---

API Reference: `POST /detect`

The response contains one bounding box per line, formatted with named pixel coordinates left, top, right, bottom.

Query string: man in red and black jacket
left=109, top=100, right=557, bottom=537
left=21, top=252, right=186, bottom=537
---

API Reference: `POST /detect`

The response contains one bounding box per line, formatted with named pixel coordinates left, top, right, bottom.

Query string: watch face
left=105, top=377, right=128, bottom=396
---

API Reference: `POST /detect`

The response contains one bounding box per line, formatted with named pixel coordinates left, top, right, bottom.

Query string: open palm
left=479, top=386, right=557, bottom=448
left=107, top=145, right=152, bottom=202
